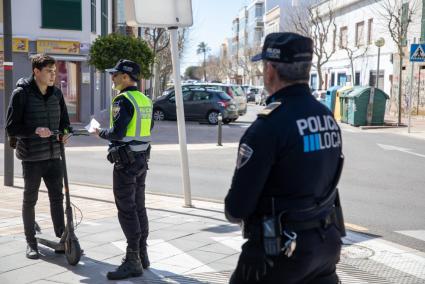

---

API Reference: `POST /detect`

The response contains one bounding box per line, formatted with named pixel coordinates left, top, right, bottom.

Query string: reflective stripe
left=129, top=144, right=150, bottom=151
left=121, top=136, right=151, bottom=142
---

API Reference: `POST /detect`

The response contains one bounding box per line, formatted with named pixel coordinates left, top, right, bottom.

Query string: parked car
left=255, top=89, right=268, bottom=106
left=195, top=83, right=248, bottom=117
left=247, top=87, right=261, bottom=102
left=153, top=88, right=239, bottom=124
left=312, top=90, right=327, bottom=105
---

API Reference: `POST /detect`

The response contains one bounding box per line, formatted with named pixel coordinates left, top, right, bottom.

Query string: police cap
left=251, top=32, right=313, bottom=63
left=106, top=59, right=141, bottom=81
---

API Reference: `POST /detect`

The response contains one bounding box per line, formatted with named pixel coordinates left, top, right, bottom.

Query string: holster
left=107, top=145, right=136, bottom=167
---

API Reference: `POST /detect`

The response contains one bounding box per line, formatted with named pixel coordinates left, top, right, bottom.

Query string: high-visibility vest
left=110, top=90, right=152, bottom=143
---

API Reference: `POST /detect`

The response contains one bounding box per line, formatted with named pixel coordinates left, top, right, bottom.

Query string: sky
left=180, top=0, right=251, bottom=73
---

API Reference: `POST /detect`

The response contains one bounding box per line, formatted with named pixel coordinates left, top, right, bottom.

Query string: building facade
left=0, top=0, right=113, bottom=127
left=311, top=0, right=424, bottom=116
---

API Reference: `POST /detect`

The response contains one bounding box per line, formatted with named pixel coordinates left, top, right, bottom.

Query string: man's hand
left=236, top=242, right=274, bottom=282
left=94, top=128, right=101, bottom=138
left=35, top=127, right=52, bottom=138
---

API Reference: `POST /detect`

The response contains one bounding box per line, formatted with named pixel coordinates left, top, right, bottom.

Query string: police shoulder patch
left=236, top=143, right=254, bottom=169
left=112, top=102, right=121, bottom=120
left=257, top=102, right=282, bottom=117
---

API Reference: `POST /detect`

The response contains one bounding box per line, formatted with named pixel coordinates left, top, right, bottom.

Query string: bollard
left=217, top=113, right=223, bottom=146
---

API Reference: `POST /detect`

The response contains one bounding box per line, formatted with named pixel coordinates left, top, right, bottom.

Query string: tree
left=377, top=0, right=419, bottom=124
left=289, top=3, right=337, bottom=90
left=89, top=33, right=154, bottom=79
left=237, top=45, right=262, bottom=85
left=341, top=44, right=369, bottom=86
left=143, top=28, right=189, bottom=99
left=196, top=42, right=211, bottom=81
left=184, top=66, right=202, bottom=80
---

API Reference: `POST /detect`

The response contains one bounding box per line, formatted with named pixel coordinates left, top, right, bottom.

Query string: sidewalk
left=1, top=177, right=425, bottom=283
left=339, top=115, right=425, bottom=140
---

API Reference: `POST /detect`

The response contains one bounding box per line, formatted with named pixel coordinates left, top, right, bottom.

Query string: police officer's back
left=225, top=33, right=344, bottom=284
left=95, top=59, right=153, bottom=280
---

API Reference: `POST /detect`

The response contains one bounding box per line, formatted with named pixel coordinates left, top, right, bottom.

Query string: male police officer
left=95, top=59, right=153, bottom=280
left=225, top=33, right=345, bottom=284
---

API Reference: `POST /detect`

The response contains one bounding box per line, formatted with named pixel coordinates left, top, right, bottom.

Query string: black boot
left=26, top=243, right=39, bottom=259
left=107, top=248, right=143, bottom=280
left=140, top=247, right=150, bottom=269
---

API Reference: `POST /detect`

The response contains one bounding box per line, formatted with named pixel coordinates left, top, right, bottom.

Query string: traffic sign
left=410, top=44, right=425, bottom=62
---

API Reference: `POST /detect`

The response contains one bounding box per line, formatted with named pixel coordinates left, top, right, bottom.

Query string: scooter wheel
left=65, top=239, right=81, bottom=265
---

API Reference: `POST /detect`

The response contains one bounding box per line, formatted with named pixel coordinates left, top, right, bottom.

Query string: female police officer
left=95, top=59, right=153, bottom=280
left=225, top=33, right=344, bottom=284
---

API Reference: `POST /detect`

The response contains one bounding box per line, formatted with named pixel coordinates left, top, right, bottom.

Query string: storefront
left=37, top=40, right=84, bottom=122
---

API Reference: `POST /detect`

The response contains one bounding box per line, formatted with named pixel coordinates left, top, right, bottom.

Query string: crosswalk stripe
left=211, top=235, right=244, bottom=252
left=344, top=231, right=425, bottom=280
left=396, top=230, right=425, bottom=242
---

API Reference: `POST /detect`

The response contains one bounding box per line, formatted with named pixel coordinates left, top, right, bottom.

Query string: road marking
left=345, top=223, right=369, bottom=232
left=211, top=235, right=244, bottom=252
left=80, top=221, right=101, bottom=226
left=396, top=230, right=425, bottom=242
left=344, top=231, right=425, bottom=280
left=112, top=239, right=215, bottom=276
left=377, top=143, right=425, bottom=158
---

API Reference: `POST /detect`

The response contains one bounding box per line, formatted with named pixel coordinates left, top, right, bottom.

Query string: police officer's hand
left=94, top=128, right=101, bottom=137
left=237, top=242, right=274, bottom=282
left=35, top=127, right=52, bottom=138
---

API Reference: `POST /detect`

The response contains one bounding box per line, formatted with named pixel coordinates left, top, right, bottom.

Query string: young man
left=95, top=59, right=153, bottom=280
left=6, top=54, right=71, bottom=259
left=225, top=33, right=344, bottom=283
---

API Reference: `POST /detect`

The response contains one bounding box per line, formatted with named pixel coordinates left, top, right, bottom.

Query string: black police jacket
left=224, top=83, right=342, bottom=223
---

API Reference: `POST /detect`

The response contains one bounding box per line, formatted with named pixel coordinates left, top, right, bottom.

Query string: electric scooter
left=35, top=129, right=89, bottom=266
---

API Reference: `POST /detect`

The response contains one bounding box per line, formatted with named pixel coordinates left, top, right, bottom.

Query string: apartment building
left=0, top=0, right=113, bottom=127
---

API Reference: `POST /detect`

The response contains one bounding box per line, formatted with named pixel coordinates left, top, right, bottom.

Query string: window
left=337, top=73, right=347, bottom=86
left=91, top=0, right=96, bottom=33
left=339, top=26, right=348, bottom=49
left=101, top=0, right=108, bottom=36
left=355, top=72, right=361, bottom=85
left=192, top=91, right=211, bottom=101
left=169, top=90, right=192, bottom=102
left=255, top=3, right=264, bottom=18
left=332, top=29, right=337, bottom=52
left=41, top=0, right=82, bottom=30
left=356, top=21, right=365, bottom=46
left=367, top=19, right=373, bottom=45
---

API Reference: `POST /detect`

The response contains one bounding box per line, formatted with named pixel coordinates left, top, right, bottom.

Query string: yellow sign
left=37, top=40, right=80, bottom=55
left=0, top=38, right=29, bottom=52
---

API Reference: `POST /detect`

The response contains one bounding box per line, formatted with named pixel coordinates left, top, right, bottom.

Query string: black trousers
left=230, top=225, right=341, bottom=284
left=113, top=153, right=149, bottom=252
left=22, top=159, right=65, bottom=244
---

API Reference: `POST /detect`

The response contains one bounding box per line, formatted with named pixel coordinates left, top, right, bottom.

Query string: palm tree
left=196, top=42, right=211, bottom=81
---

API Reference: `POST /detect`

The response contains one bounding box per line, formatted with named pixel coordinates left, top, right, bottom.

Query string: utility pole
left=3, top=0, right=14, bottom=186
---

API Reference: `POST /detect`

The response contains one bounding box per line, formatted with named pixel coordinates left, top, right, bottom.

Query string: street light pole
left=3, top=0, right=14, bottom=186
left=375, top=37, right=385, bottom=90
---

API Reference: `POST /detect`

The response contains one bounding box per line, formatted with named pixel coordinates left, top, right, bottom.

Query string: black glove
left=236, top=242, right=274, bottom=282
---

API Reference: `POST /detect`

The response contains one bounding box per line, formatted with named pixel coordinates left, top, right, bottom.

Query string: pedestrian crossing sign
left=410, top=44, right=425, bottom=62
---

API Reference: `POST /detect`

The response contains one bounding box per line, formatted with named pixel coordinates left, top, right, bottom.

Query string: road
left=1, top=103, right=425, bottom=252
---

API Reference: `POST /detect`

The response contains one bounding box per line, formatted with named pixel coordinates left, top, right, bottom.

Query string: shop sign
left=37, top=40, right=80, bottom=55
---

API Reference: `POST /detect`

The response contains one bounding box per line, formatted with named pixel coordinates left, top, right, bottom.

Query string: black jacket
left=6, top=76, right=70, bottom=161
left=225, top=84, right=342, bottom=223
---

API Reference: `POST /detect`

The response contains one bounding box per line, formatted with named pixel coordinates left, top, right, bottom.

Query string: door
left=166, top=90, right=193, bottom=119
left=190, top=90, right=213, bottom=119
left=55, top=61, right=80, bottom=122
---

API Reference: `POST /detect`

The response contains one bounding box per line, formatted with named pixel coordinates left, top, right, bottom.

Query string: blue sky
left=180, top=0, right=250, bottom=72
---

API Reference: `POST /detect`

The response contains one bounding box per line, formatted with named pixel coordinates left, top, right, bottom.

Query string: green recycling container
left=345, top=87, right=389, bottom=126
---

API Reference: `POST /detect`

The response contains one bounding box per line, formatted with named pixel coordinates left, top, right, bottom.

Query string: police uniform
left=98, top=60, right=153, bottom=279
left=225, top=33, right=344, bottom=284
